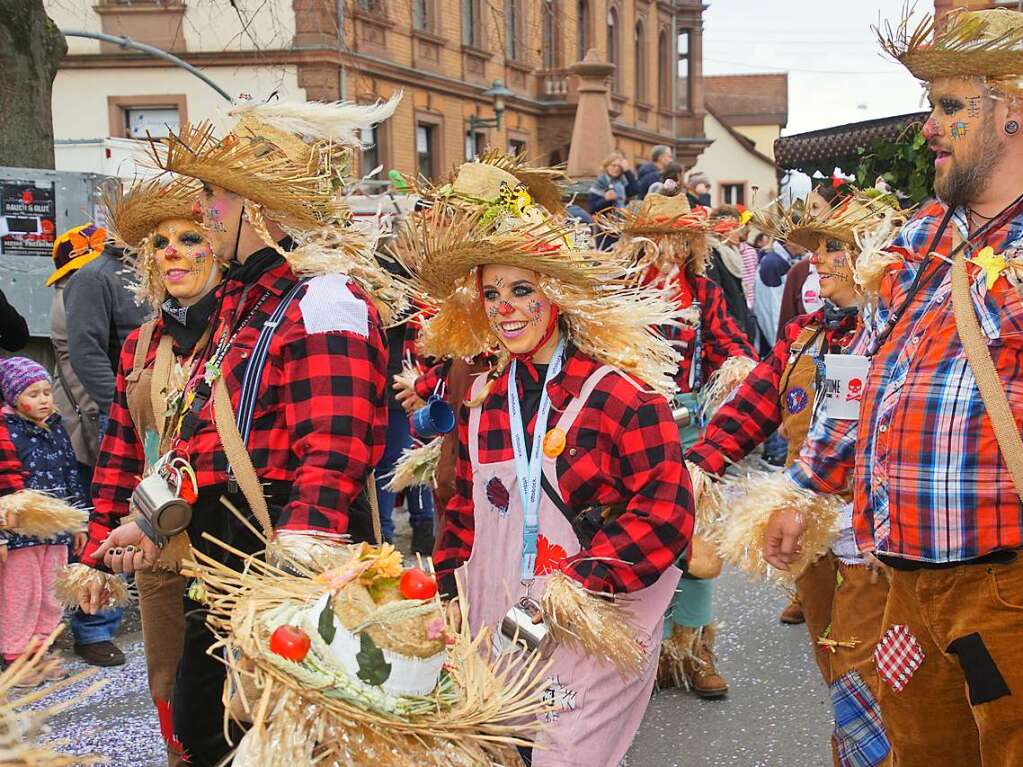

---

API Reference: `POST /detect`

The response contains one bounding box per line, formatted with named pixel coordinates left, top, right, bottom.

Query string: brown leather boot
left=779, top=595, right=805, bottom=625
left=683, top=624, right=728, bottom=699
left=657, top=624, right=691, bottom=690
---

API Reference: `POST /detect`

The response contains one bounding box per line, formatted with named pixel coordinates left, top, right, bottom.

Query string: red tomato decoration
left=399, top=568, right=438, bottom=600
left=269, top=625, right=310, bottom=662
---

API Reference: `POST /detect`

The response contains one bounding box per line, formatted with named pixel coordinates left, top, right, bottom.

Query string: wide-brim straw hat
left=392, top=205, right=681, bottom=397
left=878, top=8, right=1023, bottom=92
left=150, top=94, right=401, bottom=229
left=103, top=177, right=201, bottom=249
left=751, top=189, right=906, bottom=255
left=617, top=193, right=709, bottom=237
left=102, top=177, right=211, bottom=306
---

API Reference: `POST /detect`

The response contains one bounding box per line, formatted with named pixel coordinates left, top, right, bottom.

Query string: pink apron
left=457, top=366, right=682, bottom=767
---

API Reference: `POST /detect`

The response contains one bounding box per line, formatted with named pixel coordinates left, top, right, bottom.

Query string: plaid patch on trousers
left=874, top=623, right=925, bottom=693
left=831, top=670, right=891, bottom=767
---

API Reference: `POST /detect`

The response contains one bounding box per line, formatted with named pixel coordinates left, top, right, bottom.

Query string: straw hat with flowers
left=393, top=156, right=682, bottom=400
left=600, top=192, right=710, bottom=276
left=102, top=177, right=210, bottom=307
left=878, top=7, right=1023, bottom=96
left=149, top=94, right=408, bottom=322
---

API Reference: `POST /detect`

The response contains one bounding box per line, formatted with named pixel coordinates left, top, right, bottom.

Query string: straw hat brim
left=103, top=177, right=202, bottom=248
left=393, top=207, right=614, bottom=302
left=151, top=122, right=347, bottom=228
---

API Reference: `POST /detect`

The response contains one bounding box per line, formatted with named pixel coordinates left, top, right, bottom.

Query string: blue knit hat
left=0, top=357, right=51, bottom=405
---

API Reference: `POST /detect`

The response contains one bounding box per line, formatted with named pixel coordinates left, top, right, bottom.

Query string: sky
left=702, top=0, right=929, bottom=135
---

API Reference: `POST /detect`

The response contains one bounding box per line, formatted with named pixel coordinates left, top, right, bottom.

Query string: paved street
left=35, top=566, right=832, bottom=767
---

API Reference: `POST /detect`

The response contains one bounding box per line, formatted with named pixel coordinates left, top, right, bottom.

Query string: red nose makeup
left=164, top=247, right=178, bottom=257
left=497, top=301, right=515, bottom=316
left=922, top=117, right=939, bottom=140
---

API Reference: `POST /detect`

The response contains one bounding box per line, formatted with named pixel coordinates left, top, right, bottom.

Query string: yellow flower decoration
left=971, top=246, right=1008, bottom=291
left=355, top=541, right=404, bottom=582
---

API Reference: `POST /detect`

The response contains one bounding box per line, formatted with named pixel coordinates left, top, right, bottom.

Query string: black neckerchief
left=225, top=237, right=292, bottom=285
left=822, top=302, right=859, bottom=332
left=161, top=289, right=219, bottom=354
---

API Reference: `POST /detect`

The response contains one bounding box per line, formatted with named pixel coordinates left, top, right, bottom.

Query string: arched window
left=576, top=0, right=589, bottom=62
left=606, top=6, right=619, bottom=92
left=634, top=20, right=645, bottom=102
left=657, top=29, right=670, bottom=109
left=542, top=0, right=558, bottom=69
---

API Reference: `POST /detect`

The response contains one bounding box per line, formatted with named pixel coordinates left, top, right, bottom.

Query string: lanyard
left=508, top=337, right=565, bottom=586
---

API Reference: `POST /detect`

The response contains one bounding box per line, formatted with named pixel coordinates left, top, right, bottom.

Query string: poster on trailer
left=0, top=181, right=56, bottom=257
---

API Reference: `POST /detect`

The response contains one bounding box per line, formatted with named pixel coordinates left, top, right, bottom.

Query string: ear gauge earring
left=1005, top=120, right=1020, bottom=135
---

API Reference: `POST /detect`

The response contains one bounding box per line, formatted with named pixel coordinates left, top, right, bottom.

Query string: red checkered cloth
left=688, top=309, right=856, bottom=477
left=655, top=272, right=757, bottom=393
left=85, top=258, right=388, bottom=566
left=433, top=344, right=694, bottom=597
left=0, top=414, right=25, bottom=497
left=874, top=624, right=925, bottom=693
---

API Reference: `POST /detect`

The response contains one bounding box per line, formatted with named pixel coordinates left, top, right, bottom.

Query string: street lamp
left=468, top=80, right=515, bottom=131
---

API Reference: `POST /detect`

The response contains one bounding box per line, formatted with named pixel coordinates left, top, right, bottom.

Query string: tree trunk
left=0, top=0, right=67, bottom=170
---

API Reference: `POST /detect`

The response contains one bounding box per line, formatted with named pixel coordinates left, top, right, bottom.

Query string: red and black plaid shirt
left=0, top=415, right=25, bottom=497
left=86, top=257, right=388, bottom=564
left=659, top=272, right=758, bottom=393
left=433, top=346, right=694, bottom=596
left=687, top=308, right=856, bottom=477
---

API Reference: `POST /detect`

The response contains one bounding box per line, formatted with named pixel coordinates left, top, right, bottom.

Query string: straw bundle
left=700, top=356, right=758, bottom=422
left=0, top=628, right=107, bottom=766
left=713, top=472, right=843, bottom=581
left=384, top=438, right=443, bottom=492
left=538, top=570, right=646, bottom=678
left=685, top=460, right=725, bottom=537
left=52, top=563, right=131, bottom=611
left=180, top=534, right=553, bottom=767
left=0, top=490, right=87, bottom=539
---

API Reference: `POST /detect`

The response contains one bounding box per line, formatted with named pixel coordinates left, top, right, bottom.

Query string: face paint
left=154, top=217, right=221, bottom=303
left=950, top=120, right=969, bottom=139
left=480, top=263, right=554, bottom=357
left=967, top=96, right=982, bottom=118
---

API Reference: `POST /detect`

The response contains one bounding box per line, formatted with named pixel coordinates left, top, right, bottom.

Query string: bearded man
left=762, top=9, right=1023, bottom=766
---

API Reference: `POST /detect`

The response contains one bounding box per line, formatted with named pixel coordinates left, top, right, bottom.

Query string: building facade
left=45, top=0, right=709, bottom=182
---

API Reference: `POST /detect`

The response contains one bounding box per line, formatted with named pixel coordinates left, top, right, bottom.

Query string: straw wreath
left=877, top=7, right=1023, bottom=88
left=712, top=472, right=844, bottom=581
left=180, top=531, right=553, bottom=767
left=0, top=627, right=107, bottom=766
left=0, top=490, right=87, bottom=539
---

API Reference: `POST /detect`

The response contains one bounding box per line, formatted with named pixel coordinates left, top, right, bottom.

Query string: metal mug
left=672, top=404, right=692, bottom=427
left=500, top=597, right=548, bottom=651
left=131, top=472, right=192, bottom=538
left=411, top=395, right=456, bottom=438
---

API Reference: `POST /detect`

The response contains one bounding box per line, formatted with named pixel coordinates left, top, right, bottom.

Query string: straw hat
left=438, top=149, right=567, bottom=216
left=103, top=177, right=200, bottom=249
left=750, top=189, right=905, bottom=255
left=101, top=177, right=211, bottom=306
left=601, top=192, right=710, bottom=275
left=151, top=94, right=402, bottom=229
left=878, top=8, right=1023, bottom=94
left=393, top=159, right=682, bottom=397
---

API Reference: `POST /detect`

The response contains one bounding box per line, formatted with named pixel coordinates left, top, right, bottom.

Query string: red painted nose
left=922, top=117, right=939, bottom=140
left=497, top=301, right=515, bottom=316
